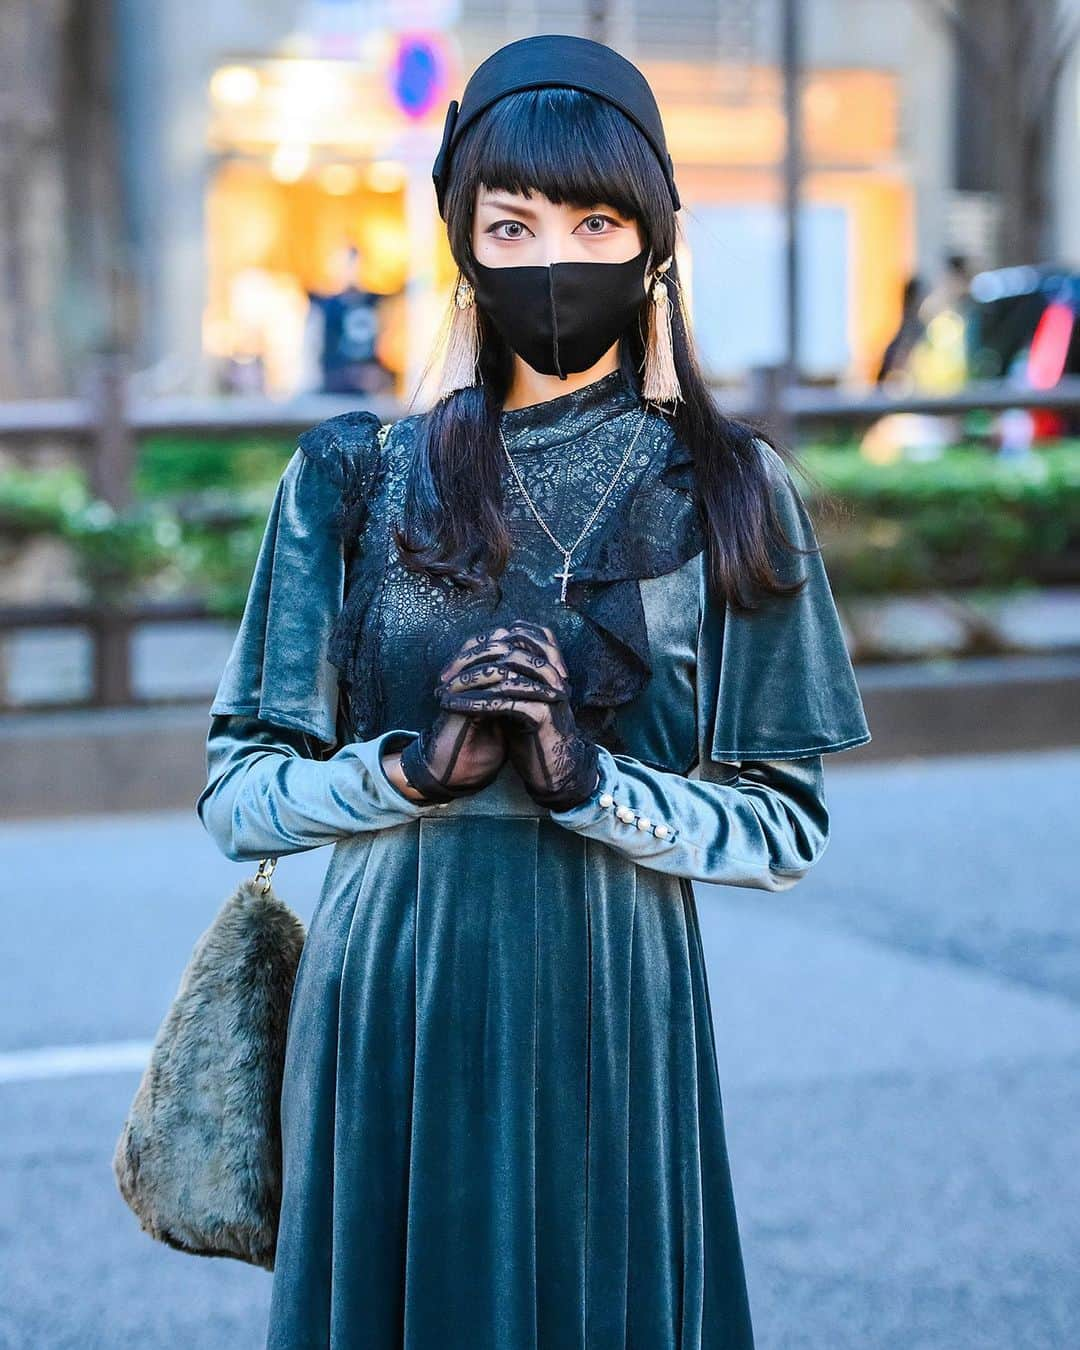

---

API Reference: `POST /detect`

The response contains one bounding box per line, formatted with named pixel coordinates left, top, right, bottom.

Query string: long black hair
left=396, top=86, right=817, bottom=614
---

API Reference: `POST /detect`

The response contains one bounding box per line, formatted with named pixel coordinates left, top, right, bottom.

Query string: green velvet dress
left=196, top=367, right=871, bottom=1349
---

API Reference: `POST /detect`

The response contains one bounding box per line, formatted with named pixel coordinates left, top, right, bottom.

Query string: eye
left=485, top=220, right=534, bottom=241
left=576, top=214, right=622, bottom=235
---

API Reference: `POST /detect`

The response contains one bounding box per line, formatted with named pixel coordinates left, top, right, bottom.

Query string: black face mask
left=470, top=245, right=651, bottom=379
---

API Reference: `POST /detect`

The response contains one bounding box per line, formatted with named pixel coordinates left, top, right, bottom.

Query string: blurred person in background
left=303, top=243, right=396, bottom=395
left=921, top=252, right=975, bottom=326
left=876, top=272, right=929, bottom=386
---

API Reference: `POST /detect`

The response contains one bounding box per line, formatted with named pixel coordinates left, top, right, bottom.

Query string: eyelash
left=485, top=214, right=621, bottom=240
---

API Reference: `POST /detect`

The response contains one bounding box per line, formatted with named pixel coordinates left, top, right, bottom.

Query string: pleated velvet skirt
left=266, top=764, right=756, bottom=1349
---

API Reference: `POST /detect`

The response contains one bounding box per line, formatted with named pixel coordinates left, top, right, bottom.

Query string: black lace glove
left=434, top=621, right=600, bottom=812
left=397, top=634, right=510, bottom=803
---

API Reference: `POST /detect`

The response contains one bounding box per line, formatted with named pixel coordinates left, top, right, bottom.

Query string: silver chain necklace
left=498, top=406, right=649, bottom=604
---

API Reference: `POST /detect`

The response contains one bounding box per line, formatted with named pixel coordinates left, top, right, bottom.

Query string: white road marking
left=0, top=1040, right=154, bottom=1084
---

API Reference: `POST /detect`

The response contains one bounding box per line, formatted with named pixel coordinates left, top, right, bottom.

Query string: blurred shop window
left=204, top=154, right=410, bottom=399
left=213, top=267, right=312, bottom=396
left=683, top=202, right=852, bottom=382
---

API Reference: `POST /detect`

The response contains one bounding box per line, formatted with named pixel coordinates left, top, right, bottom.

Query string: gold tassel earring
left=436, top=273, right=481, bottom=399
left=641, top=255, right=683, bottom=406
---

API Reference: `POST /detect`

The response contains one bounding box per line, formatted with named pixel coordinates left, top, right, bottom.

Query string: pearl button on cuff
left=590, top=783, right=677, bottom=841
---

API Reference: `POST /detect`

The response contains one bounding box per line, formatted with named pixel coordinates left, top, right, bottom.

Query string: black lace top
left=301, top=367, right=705, bottom=754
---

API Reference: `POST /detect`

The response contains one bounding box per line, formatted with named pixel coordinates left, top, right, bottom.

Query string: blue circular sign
left=392, top=34, right=445, bottom=120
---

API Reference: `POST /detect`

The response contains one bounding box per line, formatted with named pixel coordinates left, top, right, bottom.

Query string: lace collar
left=498, top=366, right=644, bottom=452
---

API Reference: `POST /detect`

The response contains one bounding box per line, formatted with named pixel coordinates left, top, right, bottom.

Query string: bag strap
left=254, top=857, right=277, bottom=893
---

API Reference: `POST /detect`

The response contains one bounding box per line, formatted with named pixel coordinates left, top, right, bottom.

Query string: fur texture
left=113, top=876, right=306, bottom=1270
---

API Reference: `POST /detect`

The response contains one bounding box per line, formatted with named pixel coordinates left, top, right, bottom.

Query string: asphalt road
left=2, top=748, right=1078, bottom=1349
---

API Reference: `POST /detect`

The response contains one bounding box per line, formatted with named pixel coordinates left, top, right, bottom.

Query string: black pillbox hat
left=431, top=33, right=681, bottom=219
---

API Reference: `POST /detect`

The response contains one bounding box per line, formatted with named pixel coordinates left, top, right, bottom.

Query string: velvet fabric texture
left=196, top=367, right=871, bottom=1348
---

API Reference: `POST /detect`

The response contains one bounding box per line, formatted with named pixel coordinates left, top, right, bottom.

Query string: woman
left=197, top=34, right=871, bottom=1350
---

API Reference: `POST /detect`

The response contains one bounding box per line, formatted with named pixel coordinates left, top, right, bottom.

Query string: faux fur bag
left=112, top=859, right=306, bottom=1271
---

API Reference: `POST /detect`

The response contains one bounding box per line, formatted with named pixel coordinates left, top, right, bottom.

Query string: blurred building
left=12, top=0, right=1080, bottom=399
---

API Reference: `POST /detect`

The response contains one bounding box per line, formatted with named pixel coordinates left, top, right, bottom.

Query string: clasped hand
left=398, top=621, right=599, bottom=810
left=438, top=620, right=600, bottom=811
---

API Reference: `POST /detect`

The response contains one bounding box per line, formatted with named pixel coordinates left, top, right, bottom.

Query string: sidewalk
left=2, top=750, right=1077, bottom=1348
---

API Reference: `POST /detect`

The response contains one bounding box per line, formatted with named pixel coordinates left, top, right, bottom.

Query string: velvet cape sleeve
left=547, top=438, right=872, bottom=891
left=195, top=414, right=450, bottom=864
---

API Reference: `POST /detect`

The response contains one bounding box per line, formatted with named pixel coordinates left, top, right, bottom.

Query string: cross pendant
left=552, top=556, right=573, bottom=604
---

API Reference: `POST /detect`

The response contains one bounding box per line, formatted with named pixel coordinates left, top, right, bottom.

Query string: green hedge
left=798, top=443, right=1080, bottom=593
left=133, top=434, right=294, bottom=497
left=2, top=438, right=1079, bottom=614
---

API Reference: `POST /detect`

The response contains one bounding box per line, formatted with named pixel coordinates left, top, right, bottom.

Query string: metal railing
left=2, top=356, right=1079, bottom=712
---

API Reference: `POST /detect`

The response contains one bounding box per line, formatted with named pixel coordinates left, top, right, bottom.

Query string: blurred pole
left=402, top=124, right=443, bottom=404
left=747, top=363, right=786, bottom=441
left=779, top=0, right=802, bottom=446
left=87, top=353, right=135, bottom=706
left=585, top=1, right=609, bottom=42
left=87, top=353, right=134, bottom=510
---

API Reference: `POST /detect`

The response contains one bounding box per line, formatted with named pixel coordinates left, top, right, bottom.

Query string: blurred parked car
left=868, top=263, right=1080, bottom=458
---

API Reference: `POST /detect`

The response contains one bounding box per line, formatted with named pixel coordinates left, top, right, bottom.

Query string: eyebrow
left=478, top=196, right=618, bottom=218
left=478, top=197, right=540, bottom=217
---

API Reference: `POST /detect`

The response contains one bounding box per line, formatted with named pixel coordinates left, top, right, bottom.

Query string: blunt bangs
left=451, top=87, right=664, bottom=233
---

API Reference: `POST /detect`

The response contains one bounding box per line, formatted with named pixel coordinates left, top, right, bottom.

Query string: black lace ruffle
left=298, top=392, right=708, bottom=753
left=557, top=431, right=704, bottom=746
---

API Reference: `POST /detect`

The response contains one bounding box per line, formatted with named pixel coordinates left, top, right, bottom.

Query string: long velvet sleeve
left=205, top=432, right=369, bottom=747
left=196, top=418, right=450, bottom=864
left=547, top=748, right=828, bottom=891
left=548, top=437, right=869, bottom=891
left=196, top=717, right=444, bottom=863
